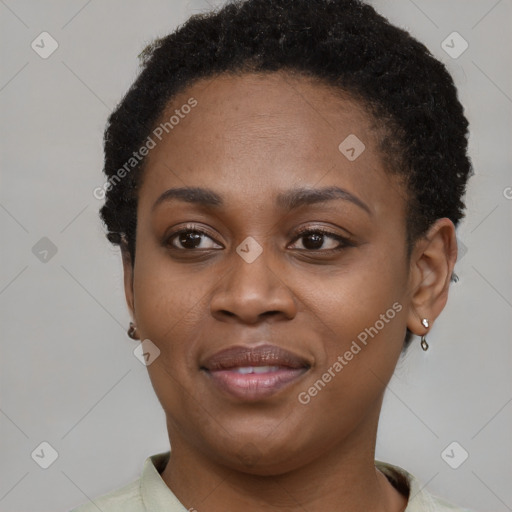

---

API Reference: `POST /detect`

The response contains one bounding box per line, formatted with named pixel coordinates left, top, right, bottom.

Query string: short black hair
left=100, top=0, right=472, bottom=349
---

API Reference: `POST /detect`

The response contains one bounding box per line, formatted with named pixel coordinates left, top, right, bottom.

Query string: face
left=122, top=72, right=444, bottom=475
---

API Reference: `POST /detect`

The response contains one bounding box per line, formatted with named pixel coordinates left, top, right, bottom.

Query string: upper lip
left=201, top=344, right=310, bottom=371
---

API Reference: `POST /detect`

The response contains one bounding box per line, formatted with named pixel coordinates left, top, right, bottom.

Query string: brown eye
left=289, top=228, right=352, bottom=252
left=166, top=228, right=222, bottom=250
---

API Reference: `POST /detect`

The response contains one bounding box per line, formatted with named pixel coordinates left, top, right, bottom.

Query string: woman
left=73, top=0, right=473, bottom=510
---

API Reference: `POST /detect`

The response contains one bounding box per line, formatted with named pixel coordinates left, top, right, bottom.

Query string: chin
left=206, top=433, right=322, bottom=477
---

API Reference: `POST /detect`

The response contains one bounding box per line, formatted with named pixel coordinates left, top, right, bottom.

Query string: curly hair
left=99, top=0, right=472, bottom=349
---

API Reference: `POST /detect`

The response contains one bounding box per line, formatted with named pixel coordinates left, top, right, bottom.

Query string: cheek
left=131, top=258, right=210, bottom=424
left=293, top=246, right=408, bottom=394
left=132, top=247, right=207, bottom=340
left=292, top=288, right=406, bottom=445
left=296, top=243, right=406, bottom=338
left=130, top=255, right=215, bottom=412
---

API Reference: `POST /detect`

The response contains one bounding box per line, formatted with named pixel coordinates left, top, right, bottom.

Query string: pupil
left=304, top=233, right=323, bottom=250
left=180, top=232, right=202, bottom=248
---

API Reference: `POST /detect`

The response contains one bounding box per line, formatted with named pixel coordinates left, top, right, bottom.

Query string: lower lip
left=204, top=368, right=308, bottom=401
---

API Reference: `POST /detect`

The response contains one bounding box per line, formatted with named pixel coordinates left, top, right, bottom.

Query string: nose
left=210, top=249, right=297, bottom=324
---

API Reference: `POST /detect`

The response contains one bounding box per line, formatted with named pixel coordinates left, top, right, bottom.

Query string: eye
left=166, top=226, right=223, bottom=250
left=165, top=225, right=353, bottom=253
left=288, top=227, right=353, bottom=252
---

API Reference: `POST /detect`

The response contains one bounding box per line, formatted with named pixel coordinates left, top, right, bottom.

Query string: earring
left=127, top=322, right=138, bottom=340
left=420, top=318, right=429, bottom=351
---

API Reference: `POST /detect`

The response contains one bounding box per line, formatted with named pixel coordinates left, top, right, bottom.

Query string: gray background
left=0, top=0, right=511, bottom=511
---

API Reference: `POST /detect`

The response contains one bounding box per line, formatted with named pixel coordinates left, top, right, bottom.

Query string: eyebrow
left=152, top=185, right=372, bottom=215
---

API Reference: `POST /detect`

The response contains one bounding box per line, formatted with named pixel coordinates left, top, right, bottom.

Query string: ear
left=406, top=218, right=458, bottom=336
left=121, top=242, right=136, bottom=321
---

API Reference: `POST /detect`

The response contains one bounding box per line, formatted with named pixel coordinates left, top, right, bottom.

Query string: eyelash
left=165, top=224, right=354, bottom=253
left=292, top=226, right=354, bottom=252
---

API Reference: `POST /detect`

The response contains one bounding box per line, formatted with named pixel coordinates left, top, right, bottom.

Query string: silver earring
left=127, top=322, right=138, bottom=340
left=420, top=318, right=429, bottom=351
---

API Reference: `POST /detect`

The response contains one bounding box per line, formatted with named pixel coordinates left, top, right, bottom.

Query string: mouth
left=200, top=344, right=311, bottom=401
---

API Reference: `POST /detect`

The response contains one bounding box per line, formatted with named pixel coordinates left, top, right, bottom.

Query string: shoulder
left=69, top=478, right=144, bottom=512
left=69, top=451, right=176, bottom=512
left=423, top=492, right=474, bottom=512
left=375, top=460, right=474, bottom=512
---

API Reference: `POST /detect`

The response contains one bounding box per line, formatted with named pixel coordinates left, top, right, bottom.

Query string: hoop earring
left=127, top=322, right=138, bottom=340
left=420, top=318, right=429, bottom=351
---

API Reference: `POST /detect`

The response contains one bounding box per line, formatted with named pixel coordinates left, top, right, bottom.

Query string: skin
left=121, top=71, right=457, bottom=511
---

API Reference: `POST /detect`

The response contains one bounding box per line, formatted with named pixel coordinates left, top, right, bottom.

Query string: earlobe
left=406, top=218, right=458, bottom=336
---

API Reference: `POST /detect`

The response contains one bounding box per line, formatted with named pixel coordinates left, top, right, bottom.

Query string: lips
left=202, top=344, right=309, bottom=371
left=201, top=344, right=310, bottom=401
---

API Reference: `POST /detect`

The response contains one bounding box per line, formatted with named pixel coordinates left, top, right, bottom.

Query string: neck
left=160, top=399, right=407, bottom=512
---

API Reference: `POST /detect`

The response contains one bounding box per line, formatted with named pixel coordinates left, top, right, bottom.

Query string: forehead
left=164, top=71, right=374, bottom=149
left=138, top=71, right=405, bottom=216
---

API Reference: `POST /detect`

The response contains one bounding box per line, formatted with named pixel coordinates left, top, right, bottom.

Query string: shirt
left=70, top=451, right=473, bottom=511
